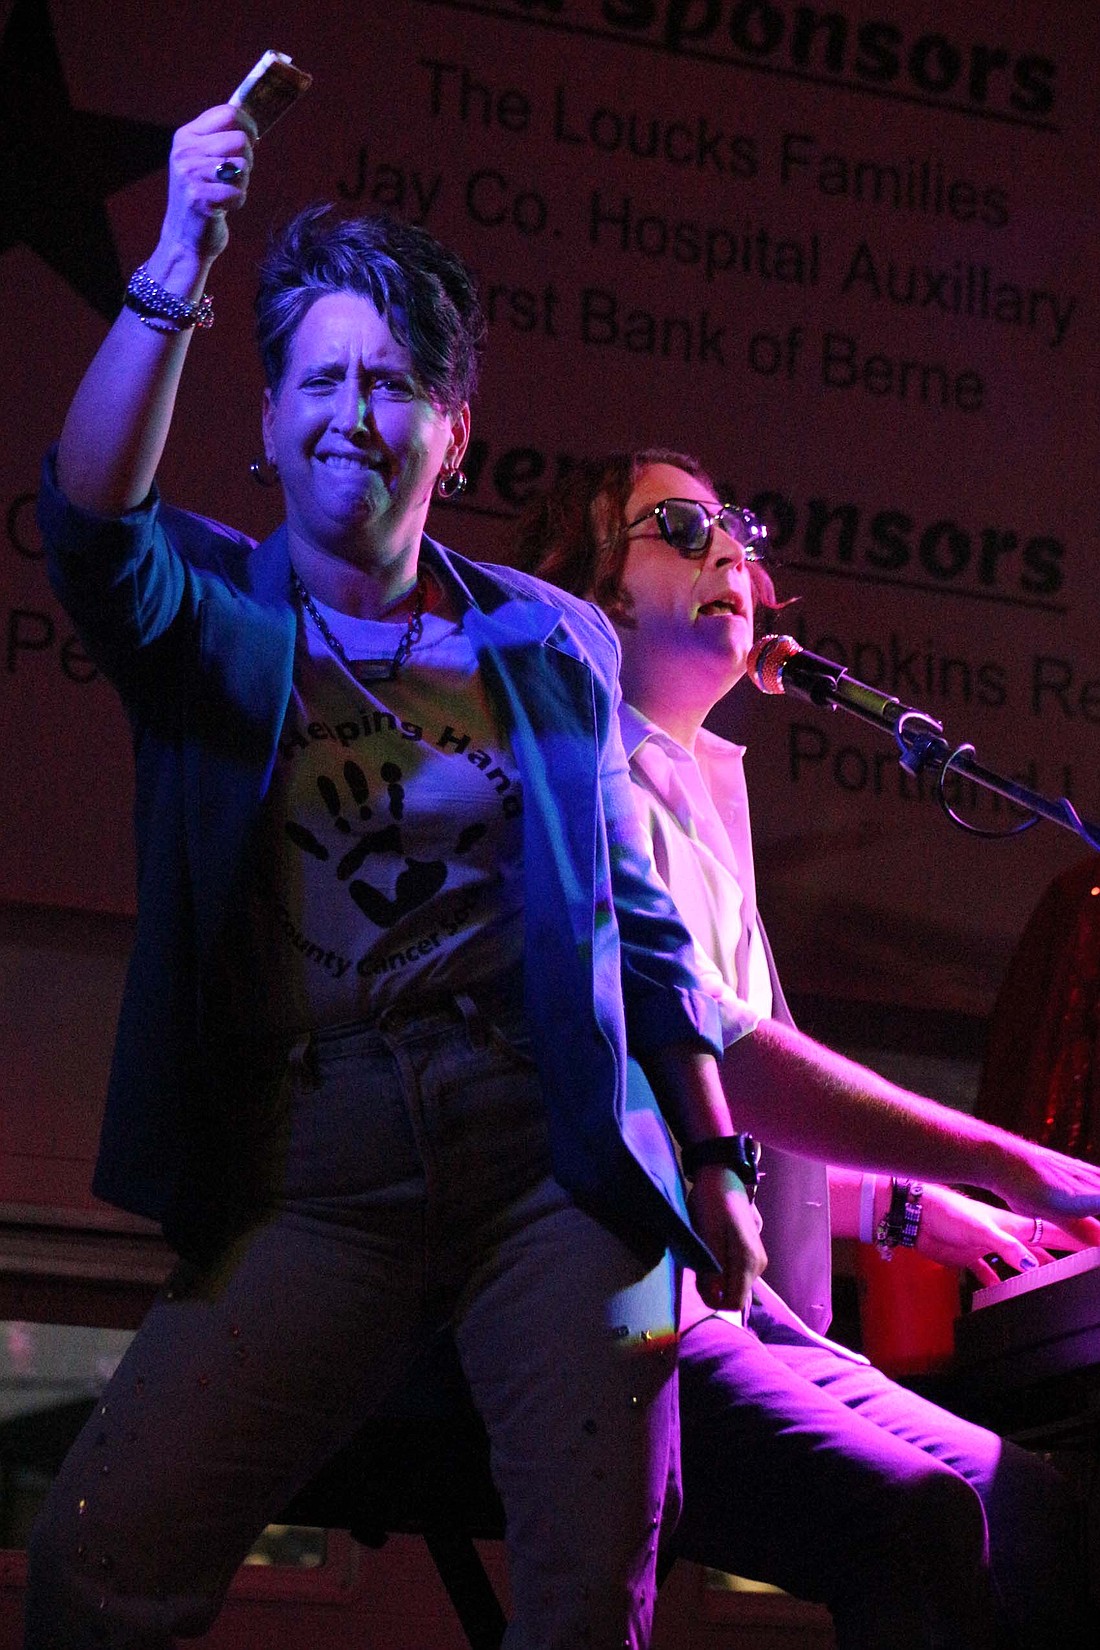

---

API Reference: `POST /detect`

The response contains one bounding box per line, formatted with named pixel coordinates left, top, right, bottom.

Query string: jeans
left=673, top=1303, right=1094, bottom=1650
left=25, top=990, right=679, bottom=1649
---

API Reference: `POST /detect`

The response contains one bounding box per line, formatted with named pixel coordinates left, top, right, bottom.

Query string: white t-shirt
left=245, top=597, right=525, bottom=1033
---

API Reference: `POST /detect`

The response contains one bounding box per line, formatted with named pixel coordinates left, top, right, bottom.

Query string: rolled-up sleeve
left=38, top=447, right=187, bottom=662
left=38, top=448, right=259, bottom=701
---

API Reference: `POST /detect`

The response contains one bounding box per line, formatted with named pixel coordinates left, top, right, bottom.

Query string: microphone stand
left=785, top=669, right=1100, bottom=852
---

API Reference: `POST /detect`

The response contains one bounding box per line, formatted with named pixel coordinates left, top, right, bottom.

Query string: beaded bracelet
left=875, top=1178, right=923, bottom=1260
left=123, top=264, right=214, bottom=333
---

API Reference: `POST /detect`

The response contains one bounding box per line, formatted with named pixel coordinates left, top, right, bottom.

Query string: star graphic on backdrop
left=0, top=0, right=172, bottom=317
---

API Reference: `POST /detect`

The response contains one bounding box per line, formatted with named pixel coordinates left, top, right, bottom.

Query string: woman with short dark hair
left=28, top=103, right=761, bottom=1650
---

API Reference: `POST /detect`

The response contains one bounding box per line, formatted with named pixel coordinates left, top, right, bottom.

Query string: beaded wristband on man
left=123, top=264, right=214, bottom=334
left=874, top=1177, right=923, bottom=1260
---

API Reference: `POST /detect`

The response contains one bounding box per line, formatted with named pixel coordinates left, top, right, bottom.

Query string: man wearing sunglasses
left=519, top=447, right=1100, bottom=1650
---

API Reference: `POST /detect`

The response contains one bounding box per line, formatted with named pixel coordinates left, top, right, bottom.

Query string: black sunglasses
left=626, top=497, right=768, bottom=560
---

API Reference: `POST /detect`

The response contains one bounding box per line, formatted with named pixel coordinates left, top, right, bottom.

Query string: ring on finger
left=215, top=160, right=244, bottom=183
left=1029, top=1216, right=1045, bottom=1245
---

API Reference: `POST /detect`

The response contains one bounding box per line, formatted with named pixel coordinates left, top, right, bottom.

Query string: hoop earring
left=436, top=465, right=467, bottom=501
left=250, top=456, right=279, bottom=487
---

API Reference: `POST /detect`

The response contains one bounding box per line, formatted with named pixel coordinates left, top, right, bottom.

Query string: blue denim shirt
left=39, top=453, right=722, bottom=1271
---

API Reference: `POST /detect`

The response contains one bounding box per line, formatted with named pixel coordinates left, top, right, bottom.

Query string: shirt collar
left=618, top=702, right=746, bottom=768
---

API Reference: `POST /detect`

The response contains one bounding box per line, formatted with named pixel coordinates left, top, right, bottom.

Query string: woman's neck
left=289, top=534, right=422, bottom=619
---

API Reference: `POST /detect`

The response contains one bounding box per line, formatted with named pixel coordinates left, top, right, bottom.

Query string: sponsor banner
left=2, top=0, right=1097, bottom=1011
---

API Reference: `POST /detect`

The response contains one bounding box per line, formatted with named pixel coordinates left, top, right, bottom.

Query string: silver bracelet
left=123, top=264, right=214, bottom=332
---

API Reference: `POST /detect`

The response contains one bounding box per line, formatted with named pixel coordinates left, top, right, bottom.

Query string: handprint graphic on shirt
left=285, top=759, right=487, bottom=929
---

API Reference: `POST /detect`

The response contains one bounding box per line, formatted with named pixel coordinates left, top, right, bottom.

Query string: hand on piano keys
left=917, top=1184, right=1092, bottom=1288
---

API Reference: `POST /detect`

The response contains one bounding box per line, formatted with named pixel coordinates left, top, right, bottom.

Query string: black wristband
left=875, top=1178, right=923, bottom=1259
left=681, top=1134, right=762, bottom=1201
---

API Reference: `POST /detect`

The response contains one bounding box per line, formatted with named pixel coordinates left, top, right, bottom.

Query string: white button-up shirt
left=619, top=703, right=771, bottom=1045
left=619, top=703, right=845, bottom=1344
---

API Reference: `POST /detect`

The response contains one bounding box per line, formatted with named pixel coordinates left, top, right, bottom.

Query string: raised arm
left=57, top=105, right=255, bottom=515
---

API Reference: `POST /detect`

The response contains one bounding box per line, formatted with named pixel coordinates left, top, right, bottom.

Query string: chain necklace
left=292, top=568, right=427, bottom=683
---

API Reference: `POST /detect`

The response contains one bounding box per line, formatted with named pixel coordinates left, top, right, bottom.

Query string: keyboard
left=969, top=1246, right=1100, bottom=1309
left=954, top=1247, right=1100, bottom=1388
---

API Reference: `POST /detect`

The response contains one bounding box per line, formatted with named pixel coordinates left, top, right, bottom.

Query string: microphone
left=746, top=637, right=1100, bottom=850
left=745, top=635, right=941, bottom=736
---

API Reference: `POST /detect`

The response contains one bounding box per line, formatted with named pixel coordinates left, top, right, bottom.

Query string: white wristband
left=858, top=1174, right=877, bottom=1244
